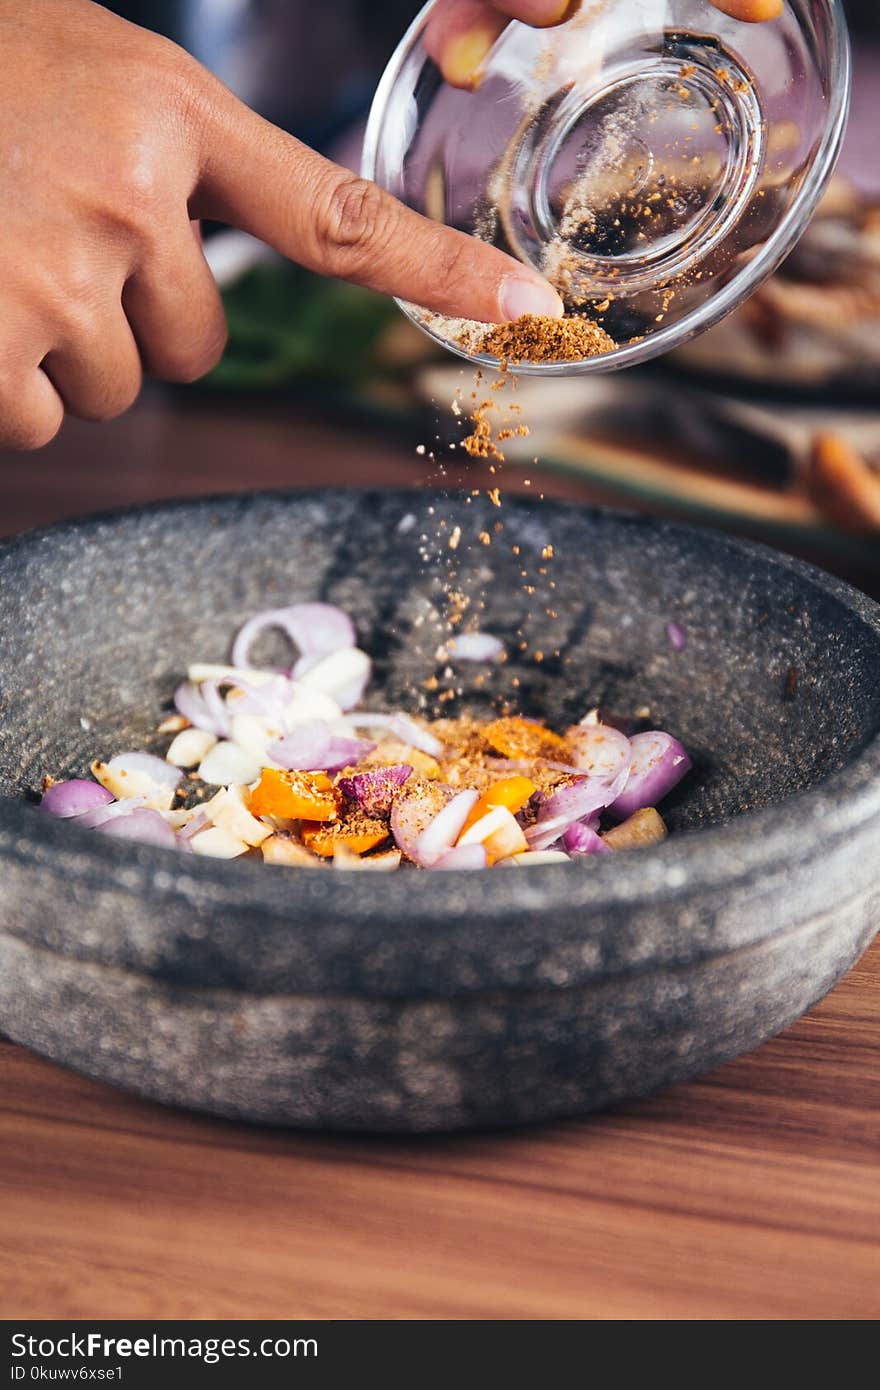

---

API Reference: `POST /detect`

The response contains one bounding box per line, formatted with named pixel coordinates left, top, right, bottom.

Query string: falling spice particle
left=461, top=398, right=506, bottom=460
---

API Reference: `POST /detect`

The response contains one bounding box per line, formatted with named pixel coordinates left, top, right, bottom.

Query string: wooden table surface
left=1, top=388, right=878, bottom=1321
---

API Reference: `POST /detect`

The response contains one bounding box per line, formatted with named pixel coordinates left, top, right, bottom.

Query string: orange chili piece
left=459, top=775, right=536, bottom=838
left=483, top=716, right=571, bottom=762
left=249, top=768, right=340, bottom=822
left=300, top=822, right=390, bottom=858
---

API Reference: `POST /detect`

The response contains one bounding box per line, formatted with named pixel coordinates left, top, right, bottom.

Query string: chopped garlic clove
left=91, top=760, right=176, bottom=810
left=498, top=850, right=570, bottom=866
left=229, top=713, right=282, bottom=764
left=283, top=685, right=343, bottom=726
left=602, top=807, right=667, bottom=850
left=332, top=846, right=402, bottom=871
left=457, top=805, right=528, bottom=863
left=166, top=727, right=217, bottom=768
left=261, top=834, right=321, bottom=867
left=190, top=825, right=250, bottom=859
left=186, top=663, right=277, bottom=686
left=157, top=714, right=189, bottom=735
left=297, top=648, right=370, bottom=709
left=206, top=785, right=272, bottom=847
left=197, top=740, right=262, bottom=787
left=160, top=807, right=200, bottom=830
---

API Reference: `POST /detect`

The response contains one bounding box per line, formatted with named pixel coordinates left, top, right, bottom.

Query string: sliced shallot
left=562, top=822, right=612, bottom=856
left=41, top=780, right=114, bottom=819
left=666, top=622, right=687, bottom=652
left=341, top=712, right=444, bottom=758
left=413, top=788, right=479, bottom=867
left=337, top=765, right=413, bottom=817
left=177, top=809, right=209, bottom=841
left=566, top=723, right=631, bottom=781
left=229, top=673, right=295, bottom=720
left=609, top=732, right=692, bottom=820
left=231, top=603, right=355, bottom=672
left=430, top=844, right=488, bottom=870
left=97, top=808, right=178, bottom=848
left=75, top=796, right=149, bottom=830
left=174, top=681, right=229, bottom=738
left=268, top=722, right=375, bottom=774
left=526, top=776, right=620, bottom=851
left=266, top=719, right=331, bottom=770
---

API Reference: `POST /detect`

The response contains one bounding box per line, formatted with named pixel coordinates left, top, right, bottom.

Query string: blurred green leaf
left=207, top=261, right=398, bottom=389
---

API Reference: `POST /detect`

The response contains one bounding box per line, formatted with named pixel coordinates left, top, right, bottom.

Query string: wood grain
left=1, top=391, right=878, bottom=1320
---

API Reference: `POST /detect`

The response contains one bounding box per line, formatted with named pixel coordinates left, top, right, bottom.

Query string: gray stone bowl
left=1, top=491, right=878, bottom=1132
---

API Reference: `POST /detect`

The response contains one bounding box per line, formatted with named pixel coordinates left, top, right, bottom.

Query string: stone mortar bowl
left=0, top=491, right=878, bottom=1132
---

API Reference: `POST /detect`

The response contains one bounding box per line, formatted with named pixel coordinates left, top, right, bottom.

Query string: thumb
left=192, top=90, right=562, bottom=324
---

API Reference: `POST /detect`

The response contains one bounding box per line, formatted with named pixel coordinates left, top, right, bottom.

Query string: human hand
left=425, top=0, right=783, bottom=88
left=0, top=0, right=564, bottom=448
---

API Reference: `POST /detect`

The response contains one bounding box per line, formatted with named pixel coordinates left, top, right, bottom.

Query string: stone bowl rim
left=1, top=489, right=878, bottom=955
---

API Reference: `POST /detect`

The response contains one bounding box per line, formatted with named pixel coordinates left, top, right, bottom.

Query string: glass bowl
left=362, top=0, right=851, bottom=375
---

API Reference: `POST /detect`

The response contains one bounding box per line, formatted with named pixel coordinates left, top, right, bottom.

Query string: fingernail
left=441, top=27, right=498, bottom=89
left=711, top=0, right=782, bottom=19
left=500, top=276, right=564, bottom=322
left=524, top=0, right=582, bottom=27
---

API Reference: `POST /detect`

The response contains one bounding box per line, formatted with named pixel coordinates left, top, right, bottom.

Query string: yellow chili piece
left=249, top=767, right=339, bottom=822
left=483, top=716, right=571, bottom=762
left=459, top=775, right=536, bottom=838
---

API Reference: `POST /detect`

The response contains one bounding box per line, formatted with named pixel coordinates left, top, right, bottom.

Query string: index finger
left=193, top=91, right=563, bottom=324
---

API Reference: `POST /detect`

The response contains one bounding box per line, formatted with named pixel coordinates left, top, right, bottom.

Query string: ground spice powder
left=475, top=313, right=616, bottom=364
